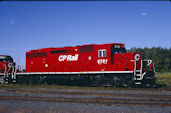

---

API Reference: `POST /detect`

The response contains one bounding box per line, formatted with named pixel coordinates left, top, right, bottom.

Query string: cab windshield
left=0, top=56, right=13, bottom=62
left=113, top=47, right=126, bottom=53
left=112, top=45, right=126, bottom=54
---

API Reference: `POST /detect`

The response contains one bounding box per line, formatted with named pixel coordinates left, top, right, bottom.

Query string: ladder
left=132, top=60, right=143, bottom=85
left=11, top=65, right=17, bottom=83
left=3, top=64, right=8, bottom=83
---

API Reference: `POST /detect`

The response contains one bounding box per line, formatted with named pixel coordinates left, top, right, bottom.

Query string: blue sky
left=0, top=1, right=171, bottom=67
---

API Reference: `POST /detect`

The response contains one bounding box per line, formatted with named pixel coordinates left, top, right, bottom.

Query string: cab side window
left=98, top=49, right=106, bottom=57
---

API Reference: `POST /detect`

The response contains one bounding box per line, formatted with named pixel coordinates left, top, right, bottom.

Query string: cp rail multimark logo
left=58, top=54, right=78, bottom=61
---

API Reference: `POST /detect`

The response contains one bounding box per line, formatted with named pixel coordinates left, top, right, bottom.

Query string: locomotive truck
left=0, top=43, right=156, bottom=87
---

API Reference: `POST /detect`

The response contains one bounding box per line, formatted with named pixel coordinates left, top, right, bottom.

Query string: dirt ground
left=0, top=86, right=171, bottom=113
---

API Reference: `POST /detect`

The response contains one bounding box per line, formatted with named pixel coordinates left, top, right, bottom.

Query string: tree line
left=128, top=47, right=171, bottom=72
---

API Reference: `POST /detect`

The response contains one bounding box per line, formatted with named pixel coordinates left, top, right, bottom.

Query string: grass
left=155, top=72, right=171, bottom=87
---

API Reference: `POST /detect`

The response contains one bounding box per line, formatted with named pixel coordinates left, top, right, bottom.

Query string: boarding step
left=12, top=80, right=16, bottom=83
left=136, top=78, right=142, bottom=80
left=134, top=78, right=142, bottom=81
left=134, top=74, right=143, bottom=80
left=135, top=70, right=141, bottom=72
left=135, top=82, right=141, bottom=85
left=136, top=74, right=141, bottom=76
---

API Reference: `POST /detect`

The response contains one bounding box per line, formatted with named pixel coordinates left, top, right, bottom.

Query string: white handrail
left=12, top=65, right=15, bottom=79
left=3, top=65, right=7, bottom=78
left=131, top=59, right=144, bottom=80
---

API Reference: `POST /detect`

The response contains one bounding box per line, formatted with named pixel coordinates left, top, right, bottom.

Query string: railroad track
left=0, top=88, right=171, bottom=107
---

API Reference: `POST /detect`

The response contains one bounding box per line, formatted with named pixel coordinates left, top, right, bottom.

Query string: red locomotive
left=0, top=55, right=15, bottom=83
left=1, top=43, right=156, bottom=87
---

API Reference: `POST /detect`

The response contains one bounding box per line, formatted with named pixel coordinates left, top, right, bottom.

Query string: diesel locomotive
left=0, top=43, right=156, bottom=87
left=0, top=55, right=16, bottom=83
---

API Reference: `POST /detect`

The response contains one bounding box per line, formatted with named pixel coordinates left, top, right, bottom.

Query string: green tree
left=129, top=47, right=171, bottom=72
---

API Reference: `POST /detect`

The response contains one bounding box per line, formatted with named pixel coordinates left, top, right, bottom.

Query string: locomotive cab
left=0, top=55, right=15, bottom=84
left=0, top=55, right=14, bottom=73
left=110, top=44, right=126, bottom=64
